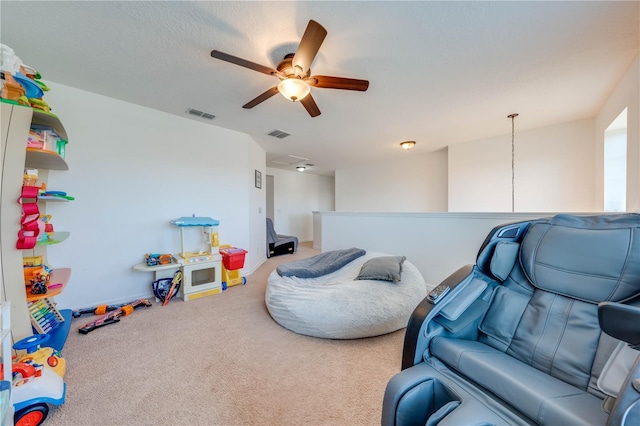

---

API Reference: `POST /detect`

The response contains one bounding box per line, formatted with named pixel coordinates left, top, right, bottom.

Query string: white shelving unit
left=0, top=102, right=73, bottom=349
left=1, top=102, right=35, bottom=342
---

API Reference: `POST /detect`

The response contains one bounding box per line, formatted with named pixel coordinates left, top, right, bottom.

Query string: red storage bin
left=220, top=247, right=247, bottom=270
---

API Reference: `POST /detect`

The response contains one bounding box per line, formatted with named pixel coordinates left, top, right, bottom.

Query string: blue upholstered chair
left=382, top=214, right=640, bottom=426
left=266, top=218, right=298, bottom=258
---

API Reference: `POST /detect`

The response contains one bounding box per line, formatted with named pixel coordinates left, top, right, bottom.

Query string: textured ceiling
left=1, top=1, right=638, bottom=176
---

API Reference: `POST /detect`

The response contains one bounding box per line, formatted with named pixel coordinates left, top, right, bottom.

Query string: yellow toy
left=13, top=334, right=66, bottom=378
left=219, top=245, right=247, bottom=290
left=29, top=98, right=51, bottom=113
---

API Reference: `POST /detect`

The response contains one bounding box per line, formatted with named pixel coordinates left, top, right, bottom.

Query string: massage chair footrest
left=382, top=363, right=531, bottom=426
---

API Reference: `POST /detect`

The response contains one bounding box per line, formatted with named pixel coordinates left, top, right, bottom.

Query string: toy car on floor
left=9, top=334, right=66, bottom=426
left=12, top=366, right=65, bottom=426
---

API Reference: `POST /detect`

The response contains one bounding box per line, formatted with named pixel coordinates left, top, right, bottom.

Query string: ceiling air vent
left=270, top=155, right=309, bottom=165
left=267, top=129, right=291, bottom=139
left=186, top=108, right=216, bottom=120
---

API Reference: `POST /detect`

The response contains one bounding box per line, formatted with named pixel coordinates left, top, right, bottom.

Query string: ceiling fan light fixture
left=278, top=78, right=311, bottom=102
left=211, top=20, right=368, bottom=117
left=400, top=141, right=416, bottom=150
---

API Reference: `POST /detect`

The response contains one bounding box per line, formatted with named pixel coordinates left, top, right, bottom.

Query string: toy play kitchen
left=170, top=216, right=222, bottom=301
left=133, top=216, right=223, bottom=301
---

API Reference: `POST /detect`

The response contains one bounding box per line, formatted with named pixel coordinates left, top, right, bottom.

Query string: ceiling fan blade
left=243, top=87, right=280, bottom=109
left=211, top=50, right=278, bottom=76
left=300, top=94, right=321, bottom=117
left=292, top=20, right=327, bottom=75
left=308, top=75, right=369, bottom=91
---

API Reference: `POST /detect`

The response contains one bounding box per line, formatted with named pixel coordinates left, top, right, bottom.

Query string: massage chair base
left=383, top=361, right=535, bottom=426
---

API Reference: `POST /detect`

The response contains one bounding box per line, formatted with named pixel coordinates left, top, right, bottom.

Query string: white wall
left=249, top=143, right=267, bottom=265
left=333, top=118, right=596, bottom=214
left=42, top=82, right=265, bottom=309
left=316, top=211, right=560, bottom=290
left=448, top=118, right=596, bottom=212
left=334, top=149, right=448, bottom=212
left=595, top=55, right=639, bottom=212
left=266, top=167, right=334, bottom=241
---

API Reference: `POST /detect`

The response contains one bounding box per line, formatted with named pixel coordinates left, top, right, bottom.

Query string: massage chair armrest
left=599, top=302, right=640, bottom=349
left=401, top=265, right=475, bottom=370
left=597, top=302, right=640, bottom=426
left=382, top=363, right=444, bottom=426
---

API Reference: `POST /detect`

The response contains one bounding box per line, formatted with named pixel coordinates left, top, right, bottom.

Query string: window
left=604, top=108, right=627, bottom=212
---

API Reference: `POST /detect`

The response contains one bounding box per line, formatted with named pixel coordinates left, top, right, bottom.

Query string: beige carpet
left=47, top=242, right=406, bottom=426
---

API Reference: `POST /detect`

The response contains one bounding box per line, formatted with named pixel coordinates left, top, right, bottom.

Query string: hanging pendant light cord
left=508, top=113, right=519, bottom=213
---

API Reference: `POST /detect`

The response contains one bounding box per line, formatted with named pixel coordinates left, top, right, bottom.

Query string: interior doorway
left=266, top=174, right=274, bottom=220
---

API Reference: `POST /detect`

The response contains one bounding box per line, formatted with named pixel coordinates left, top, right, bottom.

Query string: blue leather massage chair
left=382, top=214, right=640, bottom=425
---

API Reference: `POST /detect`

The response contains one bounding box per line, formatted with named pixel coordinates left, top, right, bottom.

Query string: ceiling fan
left=211, top=20, right=369, bottom=118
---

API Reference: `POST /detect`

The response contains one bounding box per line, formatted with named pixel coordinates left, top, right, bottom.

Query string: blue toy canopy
left=170, top=217, right=219, bottom=227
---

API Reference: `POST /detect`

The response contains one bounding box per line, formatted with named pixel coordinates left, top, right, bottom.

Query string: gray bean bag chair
left=265, top=251, right=428, bottom=339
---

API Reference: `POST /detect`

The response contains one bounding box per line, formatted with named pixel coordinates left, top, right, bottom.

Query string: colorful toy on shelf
left=28, top=98, right=50, bottom=113
left=22, top=169, right=38, bottom=186
left=0, top=72, right=26, bottom=103
left=27, top=131, right=44, bottom=149
left=8, top=335, right=66, bottom=426
left=21, top=65, right=50, bottom=93
left=145, top=253, right=173, bottom=267
left=0, top=44, right=44, bottom=100
left=23, top=256, right=43, bottom=267
left=28, top=300, right=65, bottom=335
left=78, top=299, right=152, bottom=334
left=27, top=123, right=61, bottom=156
left=16, top=185, right=41, bottom=250
left=30, top=281, right=47, bottom=296
left=12, top=71, right=43, bottom=99
left=29, top=124, right=62, bottom=153
left=19, top=213, right=54, bottom=246
left=23, top=255, right=51, bottom=282
left=23, top=265, right=50, bottom=285
left=39, top=214, right=54, bottom=237
left=34, top=215, right=49, bottom=243
left=40, top=190, right=74, bottom=201
left=24, top=263, right=52, bottom=295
